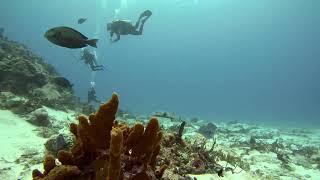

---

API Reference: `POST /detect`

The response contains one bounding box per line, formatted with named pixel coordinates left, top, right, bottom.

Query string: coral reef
left=0, top=36, right=91, bottom=114
left=32, top=93, right=166, bottom=180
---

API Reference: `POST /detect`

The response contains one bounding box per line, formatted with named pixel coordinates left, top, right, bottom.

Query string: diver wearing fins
left=107, top=10, right=152, bottom=42
left=0, top=28, right=4, bottom=38
left=87, top=82, right=101, bottom=104
left=80, top=48, right=104, bottom=71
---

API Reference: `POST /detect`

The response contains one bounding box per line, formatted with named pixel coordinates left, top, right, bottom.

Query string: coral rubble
left=32, top=93, right=166, bottom=180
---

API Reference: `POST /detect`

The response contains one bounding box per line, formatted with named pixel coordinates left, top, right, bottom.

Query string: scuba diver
left=87, top=82, right=101, bottom=104
left=80, top=48, right=104, bottom=71
left=0, top=28, right=4, bottom=38
left=107, top=10, right=152, bottom=42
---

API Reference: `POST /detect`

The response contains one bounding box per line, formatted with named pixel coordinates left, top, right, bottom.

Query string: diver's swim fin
left=140, top=10, right=152, bottom=18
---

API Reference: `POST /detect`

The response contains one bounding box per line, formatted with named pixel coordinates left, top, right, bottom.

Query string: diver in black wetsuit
left=87, top=85, right=101, bottom=104
left=80, top=48, right=104, bottom=71
left=107, top=10, right=152, bottom=42
left=0, top=28, right=4, bottom=38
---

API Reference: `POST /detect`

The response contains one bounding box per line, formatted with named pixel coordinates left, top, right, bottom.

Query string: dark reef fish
left=44, top=26, right=98, bottom=48
left=78, top=18, right=87, bottom=24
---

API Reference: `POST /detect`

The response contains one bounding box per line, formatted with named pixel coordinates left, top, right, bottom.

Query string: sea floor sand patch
left=0, top=109, right=46, bottom=180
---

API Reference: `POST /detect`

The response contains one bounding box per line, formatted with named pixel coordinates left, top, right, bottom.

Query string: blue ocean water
left=1, top=0, right=319, bottom=127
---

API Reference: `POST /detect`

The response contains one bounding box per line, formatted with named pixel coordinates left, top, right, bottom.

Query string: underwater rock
left=32, top=84, right=64, bottom=101
left=45, top=133, right=71, bottom=156
left=0, top=37, right=92, bottom=114
left=198, top=122, right=217, bottom=138
left=51, top=76, right=73, bottom=89
left=27, top=108, right=51, bottom=126
left=30, top=82, right=86, bottom=112
left=0, top=55, right=48, bottom=95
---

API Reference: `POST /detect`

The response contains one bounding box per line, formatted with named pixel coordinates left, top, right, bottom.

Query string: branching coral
left=32, top=92, right=166, bottom=180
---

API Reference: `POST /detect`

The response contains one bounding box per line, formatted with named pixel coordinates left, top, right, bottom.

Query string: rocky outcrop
left=198, top=122, right=217, bottom=138
left=0, top=36, right=91, bottom=114
left=0, top=39, right=51, bottom=94
left=27, top=108, right=51, bottom=126
left=45, top=133, right=73, bottom=156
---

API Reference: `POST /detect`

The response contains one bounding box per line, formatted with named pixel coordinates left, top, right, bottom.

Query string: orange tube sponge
left=125, top=123, right=144, bottom=153
left=150, top=145, right=161, bottom=169
left=57, top=150, right=73, bottom=165
left=77, top=92, right=119, bottom=151
left=106, top=127, right=123, bottom=180
left=32, top=169, right=44, bottom=179
left=32, top=93, right=166, bottom=180
left=156, top=165, right=168, bottom=179
left=90, top=92, right=119, bottom=149
left=69, top=123, right=78, bottom=137
left=43, top=165, right=81, bottom=180
left=131, top=118, right=160, bottom=158
left=150, top=131, right=163, bottom=168
left=154, top=131, right=163, bottom=149
left=43, top=155, right=56, bottom=176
